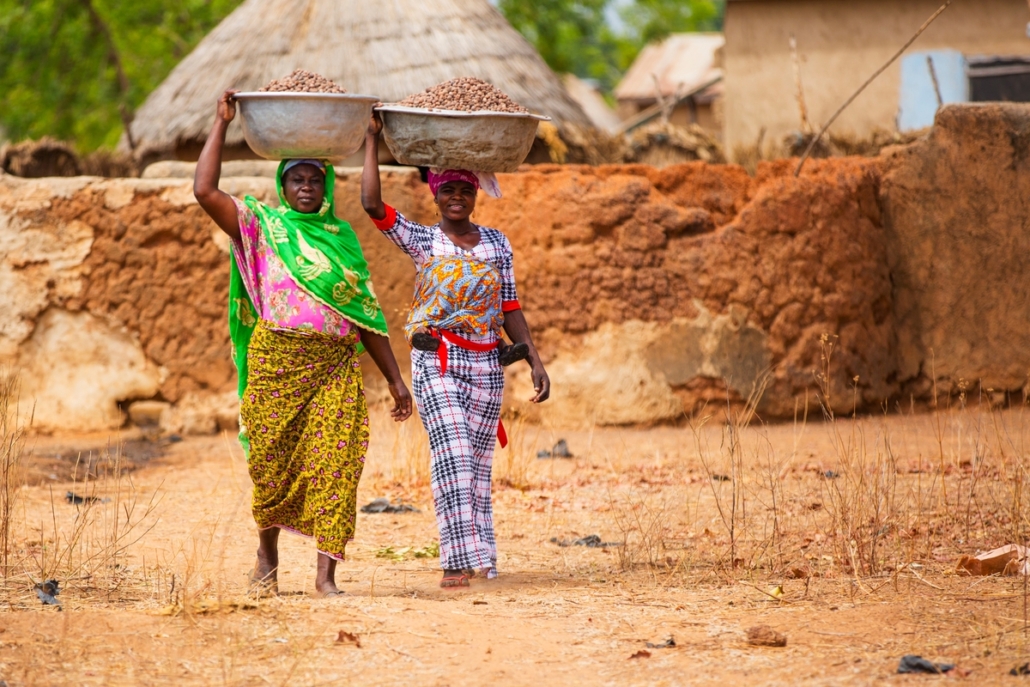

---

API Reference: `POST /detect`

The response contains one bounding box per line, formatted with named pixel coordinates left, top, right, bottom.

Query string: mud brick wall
left=1, top=103, right=1027, bottom=432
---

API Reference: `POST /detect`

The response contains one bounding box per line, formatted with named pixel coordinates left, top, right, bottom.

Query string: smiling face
left=434, top=180, right=477, bottom=222
left=281, top=164, right=325, bottom=214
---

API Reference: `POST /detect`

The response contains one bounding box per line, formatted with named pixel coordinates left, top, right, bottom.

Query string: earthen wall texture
left=880, top=103, right=1030, bottom=401
left=2, top=103, right=1029, bottom=431
left=475, top=158, right=893, bottom=417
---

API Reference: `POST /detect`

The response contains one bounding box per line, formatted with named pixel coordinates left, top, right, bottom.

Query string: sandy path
left=1, top=412, right=1027, bottom=685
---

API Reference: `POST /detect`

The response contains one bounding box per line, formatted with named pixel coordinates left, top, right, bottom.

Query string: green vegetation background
left=0, top=0, right=723, bottom=152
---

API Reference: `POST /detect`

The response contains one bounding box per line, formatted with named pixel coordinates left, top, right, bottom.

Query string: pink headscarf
left=427, top=169, right=479, bottom=196
left=427, top=168, right=502, bottom=199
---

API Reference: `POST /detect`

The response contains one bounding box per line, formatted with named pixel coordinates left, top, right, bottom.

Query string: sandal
left=411, top=332, right=440, bottom=352
left=439, top=574, right=470, bottom=589
left=498, top=342, right=529, bottom=367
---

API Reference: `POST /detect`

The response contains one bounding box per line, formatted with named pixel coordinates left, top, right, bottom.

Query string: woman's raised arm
left=194, top=89, right=242, bottom=241
left=361, top=112, right=386, bottom=220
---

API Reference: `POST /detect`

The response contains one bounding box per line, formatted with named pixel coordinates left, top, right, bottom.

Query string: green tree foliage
left=620, top=0, right=724, bottom=46
left=499, top=0, right=725, bottom=92
left=0, top=0, right=242, bottom=151
left=499, top=0, right=624, bottom=88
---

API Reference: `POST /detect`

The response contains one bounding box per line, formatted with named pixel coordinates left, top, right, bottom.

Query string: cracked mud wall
left=479, top=158, right=894, bottom=425
left=880, top=103, right=1030, bottom=404
left=3, top=103, right=1027, bottom=433
left=0, top=161, right=893, bottom=432
left=0, top=170, right=432, bottom=433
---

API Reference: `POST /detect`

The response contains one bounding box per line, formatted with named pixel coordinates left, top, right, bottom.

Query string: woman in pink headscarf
left=361, top=113, right=549, bottom=588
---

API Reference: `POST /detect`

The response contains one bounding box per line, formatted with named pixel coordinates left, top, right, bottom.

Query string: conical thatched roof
left=126, top=0, right=591, bottom=158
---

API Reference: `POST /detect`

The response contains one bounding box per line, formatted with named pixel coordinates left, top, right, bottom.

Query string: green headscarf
left=228, top=160, right=387, bottom=401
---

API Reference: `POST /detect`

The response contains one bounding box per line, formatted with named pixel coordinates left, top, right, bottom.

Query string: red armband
left=370, top=204, right=397, bottom=231
left=502, top=300, right=521, bottom=313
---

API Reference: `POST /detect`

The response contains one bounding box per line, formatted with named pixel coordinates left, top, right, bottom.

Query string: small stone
left=746, top=625, right=787, bottom=647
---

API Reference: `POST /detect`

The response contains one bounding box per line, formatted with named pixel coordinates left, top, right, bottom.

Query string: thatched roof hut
left=125, top=0, right=591, bottom=161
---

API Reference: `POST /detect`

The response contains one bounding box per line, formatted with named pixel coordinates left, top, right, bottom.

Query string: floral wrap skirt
left=240, top=320, right=369, bottom=561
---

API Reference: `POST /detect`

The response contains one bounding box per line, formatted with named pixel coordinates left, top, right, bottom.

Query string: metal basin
left=234, top=92, right=380, bottom=161
left=377, top=106, right=549, bottom=173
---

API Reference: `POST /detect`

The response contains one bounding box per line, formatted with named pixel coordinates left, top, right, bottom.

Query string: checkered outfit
left=374, top=206, right=519, bottom=576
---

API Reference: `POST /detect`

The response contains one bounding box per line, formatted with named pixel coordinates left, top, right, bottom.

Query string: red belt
left=425, top=328, right=507, bottom=448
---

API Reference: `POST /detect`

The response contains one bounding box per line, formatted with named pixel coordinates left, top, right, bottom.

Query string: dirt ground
left=2, top=406, right=1030, bottom=685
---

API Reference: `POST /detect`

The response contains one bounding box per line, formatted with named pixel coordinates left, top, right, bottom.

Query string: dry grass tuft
left=0, top=371, right=25, bottom=578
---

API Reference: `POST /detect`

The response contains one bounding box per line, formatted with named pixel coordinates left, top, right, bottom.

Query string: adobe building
left=722, top=0, right=1030, bottom=155
left=614, top=33, right=725, bottom=140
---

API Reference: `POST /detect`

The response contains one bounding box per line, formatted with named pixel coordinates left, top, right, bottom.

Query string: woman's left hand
left=530, top=363, right=550, bottom=403
left=388, top=380, right=413, bottom=421
left=367, top=111, right=383, bottom=137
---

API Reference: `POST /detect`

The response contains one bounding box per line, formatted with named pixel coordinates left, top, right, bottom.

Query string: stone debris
left=360, top=498, right=419, bottom=514
left=896, top=655, right=955, bottom=674
left=746, top=625, right=787, bottom=647
left=956, top=544, right=1029, bottom=576
left=259, top=69, right=347, bottom=94
left=34, top=579, right=61, bottom=607
left=645, top=637, right=676, bottom=649
left=537, top=439, right=572, bottom=459
left=549, top=534, right=619, bottom=548
left=65, top=491, right=108, bottom=506
left=398, top=77, right=528, bottom=113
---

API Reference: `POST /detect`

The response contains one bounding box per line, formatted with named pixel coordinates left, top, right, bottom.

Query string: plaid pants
left=411, top=345, right=503, bottom=576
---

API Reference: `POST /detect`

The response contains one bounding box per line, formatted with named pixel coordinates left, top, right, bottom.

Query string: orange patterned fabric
left=404, top=255, right=503, bottom=343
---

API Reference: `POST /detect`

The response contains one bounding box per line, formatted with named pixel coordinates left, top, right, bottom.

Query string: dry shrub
left=495, top=416, right=534, bottom=491
left=559, top=123, right=627, bottom=165
left=81, top=149, right=140, bottom=177
left=0, top=138, right=140, bottom=178
left=732, top=127, right=930, bottom=174
left=1, top=137, right=81, bottom=177
left=608, top=490, right=672, bottom=575
left=625, top=121, right=726, bottom=166
left=672, top=335, right=1030, bottom=586
left=0, top=445, right=162, bottom=606
left=0, top=372, right=25, bottom=578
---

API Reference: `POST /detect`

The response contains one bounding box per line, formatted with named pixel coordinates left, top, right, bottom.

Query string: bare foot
left=249, top=554, right=278, bottom=597
left=314, top=581, right=344, bottom=597
left=315, top=552, right=342, bottom=597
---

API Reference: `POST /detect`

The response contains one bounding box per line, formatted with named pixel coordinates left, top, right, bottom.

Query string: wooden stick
left=790, top=34, right=812, bottom=133
left=927, top=55, right=944, bottom=108
left=794, top=0, right=953, bottom=176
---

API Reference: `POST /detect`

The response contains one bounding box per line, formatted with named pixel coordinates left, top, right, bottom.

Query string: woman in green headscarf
left=194, top=89, right=412, bottom=597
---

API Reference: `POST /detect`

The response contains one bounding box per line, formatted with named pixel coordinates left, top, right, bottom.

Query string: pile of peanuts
left=398, top=77, right=528, bottom=113
left=258, top=69, right=347, bottom=93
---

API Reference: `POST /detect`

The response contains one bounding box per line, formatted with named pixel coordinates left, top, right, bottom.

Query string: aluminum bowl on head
left=234, top=92, right=380, bottom=161
left=376, top=106, right=550, bottom=173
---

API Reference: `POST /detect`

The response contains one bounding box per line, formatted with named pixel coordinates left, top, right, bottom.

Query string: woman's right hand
left=218, top=89, right=239, bottom=123
left=367, top=110, right=383, bottom=137
left=388, top=380, right=413, bottom=422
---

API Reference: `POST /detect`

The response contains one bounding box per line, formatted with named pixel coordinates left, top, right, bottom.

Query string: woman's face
left=282, top=164, right=325, bottom=214
left=434, top=181, right=477, bottom=221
